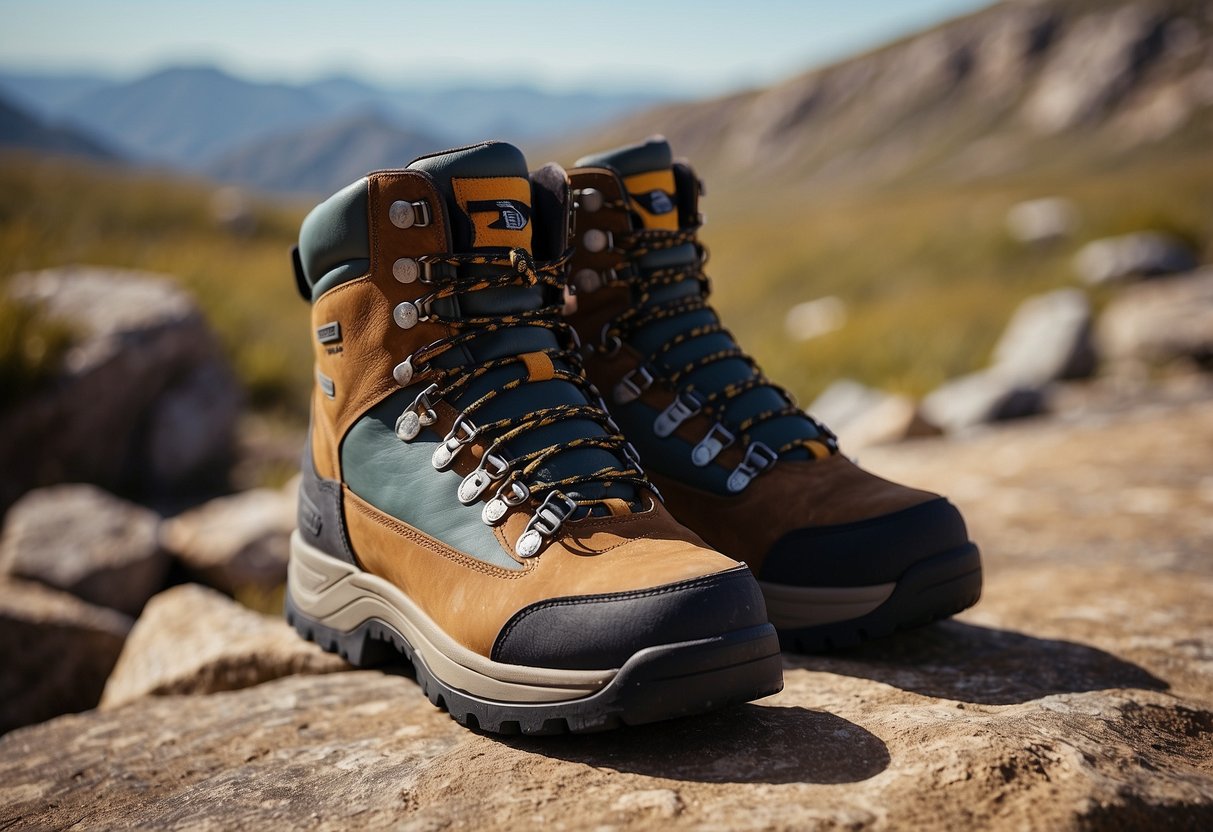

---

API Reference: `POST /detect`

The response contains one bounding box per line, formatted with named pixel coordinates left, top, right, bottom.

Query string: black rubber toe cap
left=490, top=567, right=768, bottom=671
left=759, top=498, right=971, bottom=588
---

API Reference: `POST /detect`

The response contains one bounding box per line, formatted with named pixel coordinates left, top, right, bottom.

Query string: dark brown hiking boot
left=285, top=141, right=782, bottom=734
left=564, top=137, right=982, bottom=651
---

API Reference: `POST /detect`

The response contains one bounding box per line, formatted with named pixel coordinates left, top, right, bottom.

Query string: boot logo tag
left=466, top=198, right=531, bottom=232
left=494, top=200, right=528, bottom=230
left=316, top=322, right=342, bottom=344
left=633, top=189, right=674, bottom=215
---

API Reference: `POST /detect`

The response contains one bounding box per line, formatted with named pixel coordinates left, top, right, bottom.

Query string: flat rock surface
left=102, top=584, right=349, bottom=709
left=2, top=386, right=1212, bottom=829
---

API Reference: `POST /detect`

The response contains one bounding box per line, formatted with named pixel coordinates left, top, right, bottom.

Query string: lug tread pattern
left=285, top=597, right=782, bottom=736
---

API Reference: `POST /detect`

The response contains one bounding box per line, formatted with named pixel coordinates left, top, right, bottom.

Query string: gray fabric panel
left=342, top=390, right=523, bottom=571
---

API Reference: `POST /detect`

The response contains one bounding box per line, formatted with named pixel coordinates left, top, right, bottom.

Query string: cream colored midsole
left=759, top=580, right=896, bottom=628
left=287, top=532, right=615, bottom=704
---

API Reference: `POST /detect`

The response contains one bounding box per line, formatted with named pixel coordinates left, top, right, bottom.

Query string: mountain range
left=0, top=94, right=117, bottom=161
left=0, top=65, right=670, bottom=194
left=552, top=0, right=1213, bottom=194
left=2, top=0, right=1210, bottom=198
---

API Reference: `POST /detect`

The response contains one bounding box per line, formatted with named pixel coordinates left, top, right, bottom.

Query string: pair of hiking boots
left=286, top=137, right=982, bottom=735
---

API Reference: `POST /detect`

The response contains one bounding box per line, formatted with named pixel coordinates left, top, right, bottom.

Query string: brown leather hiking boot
left=285, top=141, right=782, bottom=734
left=564, top=137, right=982, bottom=651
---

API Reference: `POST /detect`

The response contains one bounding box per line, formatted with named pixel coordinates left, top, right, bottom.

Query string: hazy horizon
left=0, top=0, right=993, bottom=97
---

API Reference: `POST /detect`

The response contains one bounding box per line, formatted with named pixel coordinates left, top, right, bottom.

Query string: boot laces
left=591, top=224, right=838, bottom=487
left=393, top=246, right=652, bottom=557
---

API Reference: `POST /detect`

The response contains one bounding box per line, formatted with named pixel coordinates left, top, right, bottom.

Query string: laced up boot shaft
left=565, top=137, right=982, bottom=651
left=286, top=141, right=783, bottom=734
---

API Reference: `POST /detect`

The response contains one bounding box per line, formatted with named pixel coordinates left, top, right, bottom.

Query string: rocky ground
left=2, top=375, right=1210, bottom=830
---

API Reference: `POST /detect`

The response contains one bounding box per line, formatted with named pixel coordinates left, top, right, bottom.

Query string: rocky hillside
left=557, top=0, right=1213, bottom=192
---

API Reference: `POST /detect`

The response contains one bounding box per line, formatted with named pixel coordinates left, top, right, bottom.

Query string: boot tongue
left=575, top=136, right=679, bottom=231
left=408, top=141, right=534, bottom=252
left=407, top=142, right=540, bottom=326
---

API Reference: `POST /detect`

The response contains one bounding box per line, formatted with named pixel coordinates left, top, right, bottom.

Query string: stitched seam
left=347, top=490, right=527, bottom=580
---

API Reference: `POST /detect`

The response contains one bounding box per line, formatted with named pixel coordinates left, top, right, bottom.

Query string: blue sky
left=0, top=0, right=992, bottom=94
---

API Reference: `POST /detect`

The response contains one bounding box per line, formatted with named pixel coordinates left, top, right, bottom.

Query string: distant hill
left=206, top=111, right=446, bottom=196
left=55, top=66, right=330, bottom=169
left=299, top=75, right=667, bottom=143
left=0, top=92, right=117, bottom=160
left=0, top=65, right=672, bottom=180
left=553, top=0, right=1213, bottom=193
left=0, top=70, right=110, bottom=119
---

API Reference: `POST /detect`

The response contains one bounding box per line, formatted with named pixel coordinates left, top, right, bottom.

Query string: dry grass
left=703, top=150, right=1213, bottom=400
left=0, top=153, right=312, bottom=414
left=1, top=147, right=1210, bottom=419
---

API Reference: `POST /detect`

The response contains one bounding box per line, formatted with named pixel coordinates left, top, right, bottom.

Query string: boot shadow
left=786, top=620, right=1168, bottom=705
left=498, top=703, right=890, bottom=785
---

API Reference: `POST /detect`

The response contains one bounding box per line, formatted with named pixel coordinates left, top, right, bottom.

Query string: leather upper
left=302, top=164, right=760, bottom=664
left=565, top=164, right=963, bottom=582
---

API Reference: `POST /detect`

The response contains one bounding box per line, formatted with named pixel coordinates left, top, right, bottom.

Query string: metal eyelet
left=482, top=479, right=531, bottom=526
left=431, top=415, right=478, bottom=471
left=392, top=258, right=419, bottom=284
left=582, top=228, right=612, bottom=253
left=613, top=365, right=655, bottom=404
left=691, top=423, right=735, bottom=466
left=392, top=357, right=416, bottom=386
left=598, top=323, right=623, bottom=357
left=457, top=450, right=510, bottom=505
left=574, top=187, right=603, bottom=212
left=515, top=491, right=578, bottom=558
left=393, top=301, right=419, bottom=329
left=572, top=268, right=603, bottom=294
left=394, top=382, right=439, bottom=441
left=653, top=390, right=704, bottom=438
left=388, top=199, right=431, bottom=229
left=726, top=442, right=778, bottom=493
left=393, top=295, right=433, bottom=330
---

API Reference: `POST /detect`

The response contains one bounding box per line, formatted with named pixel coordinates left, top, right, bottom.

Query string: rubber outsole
left=774, top=542, right=983, bottom=652
left=285, top=593, right=784, bottom=735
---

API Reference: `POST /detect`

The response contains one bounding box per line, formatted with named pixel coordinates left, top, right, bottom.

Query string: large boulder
left=0, top=484, right=166, bottom=616
left=0, top=267, right=243, bottom=512
left=0, top=578, right=131, bottom=734
left=919, top=369, right=1046, bottom=432
left=1097, top=269, right=1213, bottom=367
left=161, top=488, right=294, bottom=594
left=101, top=584, right=347, bottom=708
left=991, top=288, right=1096, bottom=385
left=809, top=379, right=940, bottom=450
left=1073, top=232, right=1198, bottom=285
